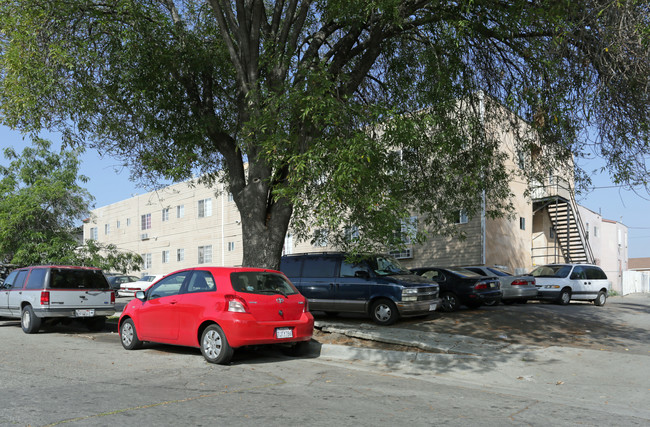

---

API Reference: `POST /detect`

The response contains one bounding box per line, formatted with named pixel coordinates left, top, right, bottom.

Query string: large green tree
left=0, top=138, right=143, bottom=271
left=0, top=1, right=648, bottom=269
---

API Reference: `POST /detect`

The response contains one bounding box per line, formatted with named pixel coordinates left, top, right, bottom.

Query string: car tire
left=21, top=305, right=41, bottom=334
left=201, top=324, right=233, bottom=365
left=370, top=299, right=399, bottom=326
left=85, top=316, right=106, bottom=332
left=440, top=292, right=460, bottom=312
left=282, top=340, right=311, bottom=357
left=593, top=290, right=607, bottom=306
left=120, top=318, right=143, bottom=350
left=483, top=299, right=499, bottom=306
left=558, top=288, right=572, bottom=305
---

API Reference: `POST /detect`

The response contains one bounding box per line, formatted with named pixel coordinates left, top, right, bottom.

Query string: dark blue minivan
left=279, top=252, right=440, bottom=325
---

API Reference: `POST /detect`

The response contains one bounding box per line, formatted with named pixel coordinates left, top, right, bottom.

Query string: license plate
left=75, top=309, right=95, bottom=317
left=429, top=303, right=437, bottom=311
left=276, top=328, right=293, bottom=339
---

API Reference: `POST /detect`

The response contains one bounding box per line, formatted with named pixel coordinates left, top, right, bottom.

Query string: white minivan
left=530, top=264, right=611, bottom=306
left=0, top=265, right=115, bottom=333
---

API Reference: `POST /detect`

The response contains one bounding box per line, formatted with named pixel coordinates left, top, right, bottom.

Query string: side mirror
left=135, top=290, right=146, bottom=301
left=354, top=270, right=370, bottom=279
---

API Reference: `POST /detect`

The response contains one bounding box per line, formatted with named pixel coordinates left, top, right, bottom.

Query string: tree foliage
left=0, top=139, right=143, bottom=271
left=0, top=1, right=648, bottom=269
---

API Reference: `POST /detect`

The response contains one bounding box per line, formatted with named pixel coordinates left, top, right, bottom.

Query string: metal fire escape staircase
left=532, top=179, right=594, bottom=264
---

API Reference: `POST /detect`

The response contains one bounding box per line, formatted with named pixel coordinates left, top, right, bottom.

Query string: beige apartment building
left=83, top=101, right=627, bottom=290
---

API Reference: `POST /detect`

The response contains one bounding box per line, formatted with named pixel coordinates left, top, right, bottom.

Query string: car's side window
left=586, top=267, right=607, bottom=280
left=466, top=268, right=483, bottom=275
left=422, top=270, right=443, bottom=281
left=2, top=271, right=18, bottom=289
left=280, top=257, right=302, bottom=277
left=570, top=266, right=587, bottom=280
left=186, top=270, right=216, bottom=293
left=302, top=256, right=337, bottom=278
left=148, top=272, right=189, bottom=300
left=13, top=270, right=29, bottom=290
left=340, top=261, right=369, bottom=278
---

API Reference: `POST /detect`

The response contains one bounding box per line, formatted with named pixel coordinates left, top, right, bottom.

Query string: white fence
left=621, top=271, right=650, bottom=295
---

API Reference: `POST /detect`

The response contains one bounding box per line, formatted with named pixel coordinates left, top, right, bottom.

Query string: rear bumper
left=397, top=298, right=441, bottom=316
left=462, top=290, right=502, bottom=305
left=33, top=307, right=116, bottom=318
left=220, top=312, right=314, bottom=348
left=502, top=287, right=538, bottom=300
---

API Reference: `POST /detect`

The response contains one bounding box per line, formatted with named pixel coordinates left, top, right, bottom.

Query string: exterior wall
left=578, top=206, right=603, bottom=265
left=83, top=180, right=243, bottom=276
left=600, top=219, right=628, bottom=293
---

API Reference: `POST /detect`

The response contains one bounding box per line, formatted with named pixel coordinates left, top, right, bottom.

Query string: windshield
left=231, top=272, right=299, bottom=296
left=365, top=255, right=411, bottom=276
left=530, top=265, right=572, bottom=278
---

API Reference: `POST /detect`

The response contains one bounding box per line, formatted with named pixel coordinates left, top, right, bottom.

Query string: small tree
left=0, top=139, right=142, bottom=271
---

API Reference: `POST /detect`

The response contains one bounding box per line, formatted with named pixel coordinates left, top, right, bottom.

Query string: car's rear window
left=49, top=268, right=110, bottom=290
left=231, top=272, right=298, bottom=295
left=530, top=265, right=572, bottom=278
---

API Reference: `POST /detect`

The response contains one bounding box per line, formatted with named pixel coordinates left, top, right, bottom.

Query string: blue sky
left=1, top=125, right=648, bottom=258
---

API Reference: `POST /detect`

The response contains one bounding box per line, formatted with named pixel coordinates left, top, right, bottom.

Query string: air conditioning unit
left=141, top=233, right=149, bottom=241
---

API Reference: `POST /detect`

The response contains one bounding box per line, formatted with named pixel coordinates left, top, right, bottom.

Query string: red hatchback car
left=118, top=267, right=314, bottom=364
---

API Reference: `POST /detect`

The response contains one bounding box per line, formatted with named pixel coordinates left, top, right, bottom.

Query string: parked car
left=410, top=267, right=501, bottom=312
left=118, top=274, right=165, bottom=297
left=118, top=267, right=314, bottom=364
left=529, top=264, right=610, bottom=306
left=280, top=252, right=440, bottom=325
left=105, top=274, right=140, bottom=294
left=0, top=265, right=115, bottom=333
left=463, top=266, right=537, bottom=305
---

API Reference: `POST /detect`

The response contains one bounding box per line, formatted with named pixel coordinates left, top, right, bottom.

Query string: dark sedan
left=411, top=267, right=501, bottom=312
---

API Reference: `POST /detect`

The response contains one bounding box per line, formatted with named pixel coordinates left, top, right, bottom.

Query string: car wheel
left=593, top=291, right=607, bottom=306
left=120, top=318, right=143, bottom=350
left=370, top=299, right=399, bottom=326
left=558, top=288, right=572, bottom=305
left=85, top=316, right=106, bottom=332
left=21, top=305, right=41, bottom=334
left=440, top=292, right=460, bottom=312
left=282, top=341, right=311, bottom=357
left=201, top=324, right=233, bottom=365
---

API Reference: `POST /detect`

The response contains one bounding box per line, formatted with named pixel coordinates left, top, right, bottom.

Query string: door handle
left=169, top=300, right=178, bottom=304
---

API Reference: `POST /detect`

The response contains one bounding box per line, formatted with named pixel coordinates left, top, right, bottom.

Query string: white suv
left=0, top=265, right=115, bottom=333
left=530, top=264, right=611, bottom=306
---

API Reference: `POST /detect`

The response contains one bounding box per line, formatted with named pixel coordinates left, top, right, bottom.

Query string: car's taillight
left=111, top=291, right=116, bottom=304
left=474, top=282, right=489, bottom=290
left=40, top=291, right=50, bottom=305
left=226, top=295, right=248, bottom=313
left=303, top=298, right=309, bottom=313
left=512, top=279, right=534, bottom=286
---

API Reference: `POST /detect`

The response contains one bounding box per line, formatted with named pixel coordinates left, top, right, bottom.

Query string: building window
left=177, top=248, right=185, bottom=262
left=143, top=253, right=152, bottom=270
left=89, top=227, right=98, bottom=240
left=104, top=224, right=110, bottom=235
left=344, top=226, right=360, bottom=242
left=517, top=150, right=526, bottom=170
left=390, top=217, right=417, bottom=259
left=228, top=242, right=235, bottom=252
left=126, top=218, right=131, bottom=226
left=162, top=250, right=170, bottom=264
left=198, top=199, right=212, bottom=218
left=141, top=213, right=151, bottom=230
left=519, top=217, right=526, bottom=230
left=594, top=226, right=599, bottom=237
left=162, top=208, right=170, bottom=222
left=312, top=229, right=329, bottom=247
left=117, top=220, right=121, bottom=229
left=228, top=192, right=234, bottom=202
left=455, top=210, right=468, bottom=224
left=177, top=205, right=184, bottom=219
left=198, top=245, right=212, bottom=264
